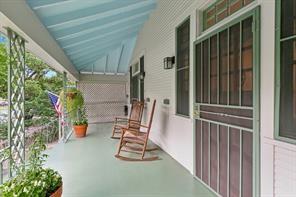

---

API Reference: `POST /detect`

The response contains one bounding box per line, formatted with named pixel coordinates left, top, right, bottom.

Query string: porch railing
left=0, top=119, right=59, bottom=184
left=0, top=147, right=9, bottom=184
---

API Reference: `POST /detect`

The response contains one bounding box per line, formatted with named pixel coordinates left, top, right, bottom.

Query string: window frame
left=274, top=0, right=296, bottom=144
left=129, top=56, right=145, bottom=103
left=175, top=16, right=191, bottom=118
left=202, top=0, right=255, bottom=31
left=193, top=7, right=261, bottom=197
left=130, top=63, right=140, bottom=102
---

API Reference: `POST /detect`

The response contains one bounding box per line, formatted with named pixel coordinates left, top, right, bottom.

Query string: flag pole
left=46, top=90, right=63, bottom=142
left=58, top=115, right=62, bottom=142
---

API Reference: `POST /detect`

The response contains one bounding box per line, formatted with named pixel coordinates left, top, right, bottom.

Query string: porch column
left=62, top=71, right=73, bottom=143
left=7, top=28, right=26, bottom=176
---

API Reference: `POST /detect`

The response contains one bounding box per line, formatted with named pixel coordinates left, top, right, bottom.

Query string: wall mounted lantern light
left=139, top=71, right=145, bottom=80
left=163, top=56, right=175, bottom=70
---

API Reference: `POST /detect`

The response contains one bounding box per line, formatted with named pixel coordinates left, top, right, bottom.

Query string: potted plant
left=73, top=107, right=88, bottom=138
left=60, top=88, right=88, bottom=138
left=0, top=136, right=62, bottom=196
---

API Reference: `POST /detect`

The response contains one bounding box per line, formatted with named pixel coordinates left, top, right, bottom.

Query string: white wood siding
left=274, top=146, right=296, bottom=196
left=130, top=0, right=203, bottom=173
left=260, top=0, right=296, bottom=196
left=131, top=0, right=296, bottom=196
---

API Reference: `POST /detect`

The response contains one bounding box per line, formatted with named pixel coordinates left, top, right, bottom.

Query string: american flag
left=47, top=91, right=62, bottom=115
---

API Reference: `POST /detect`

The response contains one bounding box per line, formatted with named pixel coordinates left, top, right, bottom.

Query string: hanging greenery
left=59, top=88, right=85, bottom=121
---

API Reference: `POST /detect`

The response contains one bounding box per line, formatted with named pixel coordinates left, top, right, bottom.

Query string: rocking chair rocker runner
left=115, top=100, right=158, bottom=161
left=111, top=100, right=144, bottom=139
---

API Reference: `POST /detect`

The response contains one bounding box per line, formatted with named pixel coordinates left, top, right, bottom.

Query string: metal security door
left=193, top=8, right=260, bottom=197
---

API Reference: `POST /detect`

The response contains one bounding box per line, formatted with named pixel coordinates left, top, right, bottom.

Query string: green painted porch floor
left=46, top=123, right=215, bottom=197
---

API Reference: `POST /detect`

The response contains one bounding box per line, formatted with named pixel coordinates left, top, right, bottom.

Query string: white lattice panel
left=78, top=83, right=126, bottom=123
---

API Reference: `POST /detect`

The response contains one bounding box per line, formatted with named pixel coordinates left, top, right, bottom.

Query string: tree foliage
left=0, top=44, right=7, bottom=99
left=0, top=43, right=63, bottom=130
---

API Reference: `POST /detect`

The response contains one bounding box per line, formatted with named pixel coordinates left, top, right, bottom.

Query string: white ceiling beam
left=116, top=45, right=124, bottom=75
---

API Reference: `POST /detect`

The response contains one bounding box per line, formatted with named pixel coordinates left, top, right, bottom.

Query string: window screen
left=278, top=0, right=296, bottom=140
left=176, top=18, right=190, bottom=116
left=203, top=0, right=255, bottom=30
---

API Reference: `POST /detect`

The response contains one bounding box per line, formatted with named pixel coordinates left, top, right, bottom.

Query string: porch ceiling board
left=65, top=31, right=138, bottom=55
left=68, top=43, right=120, bottom=60
left=80, top=56, right=107, bottom=73
left=27, top=0, right=74, bottom=10
left=56, top=14, right=149, bottom=43
left=26, top=0, right=156, bottom=75
left=50, top=3, right=156, bottom=39
left=60, top=23, right=142, bottom=48
left=64, top=33, right=138, bottom=60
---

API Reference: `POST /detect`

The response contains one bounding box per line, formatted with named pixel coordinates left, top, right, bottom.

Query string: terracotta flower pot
left=66, top=92, right=77, bottom=99
left=50, top=185, right=62, bottom=197
left=73, top=124, right=88, bottom=138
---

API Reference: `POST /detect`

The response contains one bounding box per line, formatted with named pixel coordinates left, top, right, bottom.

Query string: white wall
left=259, top=0, right=296, bottom=196
left=131, top=0, right=205, bottom=173
left=131, top=0, right=296, bottom=196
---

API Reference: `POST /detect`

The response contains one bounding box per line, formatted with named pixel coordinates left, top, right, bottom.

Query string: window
left=195, top=17, right=253, bottom=107
left=129, top=56, right=144, bottom=102
left=275, top=0, right=296, bottom=141
left=203, top=0, right=255, bottom=31
left=130, top=66, right=139, bottom=102
left=176, top=18, right=190, bottom=116
left=140, top=56, right=144, bottom=101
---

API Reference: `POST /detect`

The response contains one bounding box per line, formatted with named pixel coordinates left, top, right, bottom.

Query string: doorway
left=193, top=7, right=260, bottom=197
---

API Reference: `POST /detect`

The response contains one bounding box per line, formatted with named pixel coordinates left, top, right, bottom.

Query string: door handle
left=193, top=110, right=200, bottom=118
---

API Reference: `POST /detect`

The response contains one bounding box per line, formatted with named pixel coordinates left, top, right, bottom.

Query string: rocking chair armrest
left=114, top=117, right=129, bottom=123
left=121, top=127, right=139, bottom=136
left=128, top=120, right=149, bottom=129
left=120, top=127, right=129, bottom=135
left=115, top=116, right=129, bottom=120
left=139, top=124, right=149, bottom=129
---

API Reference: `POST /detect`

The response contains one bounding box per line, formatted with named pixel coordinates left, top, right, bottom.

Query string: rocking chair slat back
left=130, top=101, right=144, bottom=121
left=111, top=100, right=144, bottom=139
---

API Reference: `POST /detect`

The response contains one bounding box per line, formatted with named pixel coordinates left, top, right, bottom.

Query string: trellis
left=7, top=28, right=26, bottom=176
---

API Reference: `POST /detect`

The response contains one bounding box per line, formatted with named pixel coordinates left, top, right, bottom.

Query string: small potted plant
left=0, top=136, right=62, bottom=196
left=73, top=107, right=88, bottom=138
left=60, top=88, right=88, bottom=138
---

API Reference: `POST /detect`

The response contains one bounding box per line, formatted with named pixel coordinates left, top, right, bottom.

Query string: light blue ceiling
left=26, top=0, right=156, bottom=74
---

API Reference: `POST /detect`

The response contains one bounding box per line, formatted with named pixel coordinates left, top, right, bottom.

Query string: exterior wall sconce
left=139, top=72, right=145, bottom=80
left=163, top=56, right=175, bottom=69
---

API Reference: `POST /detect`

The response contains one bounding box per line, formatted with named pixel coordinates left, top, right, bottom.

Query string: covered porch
left=45, top=123, right=214, bottom=197
left=0, top=0, right=257, bottom=196
left=1, top=0, right=296, bottom=196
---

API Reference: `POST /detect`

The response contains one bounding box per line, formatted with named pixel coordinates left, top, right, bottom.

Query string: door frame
left=192, top=6, right=260, bottom=197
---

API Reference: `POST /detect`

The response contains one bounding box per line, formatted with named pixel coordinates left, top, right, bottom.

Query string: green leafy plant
left=0, top=136, right=62, bottom=197
left=73, top=106, right=88, bottom=126
left=59, top=88, right=84, bottom=120
left=60, top=88, right=88, bottom=126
